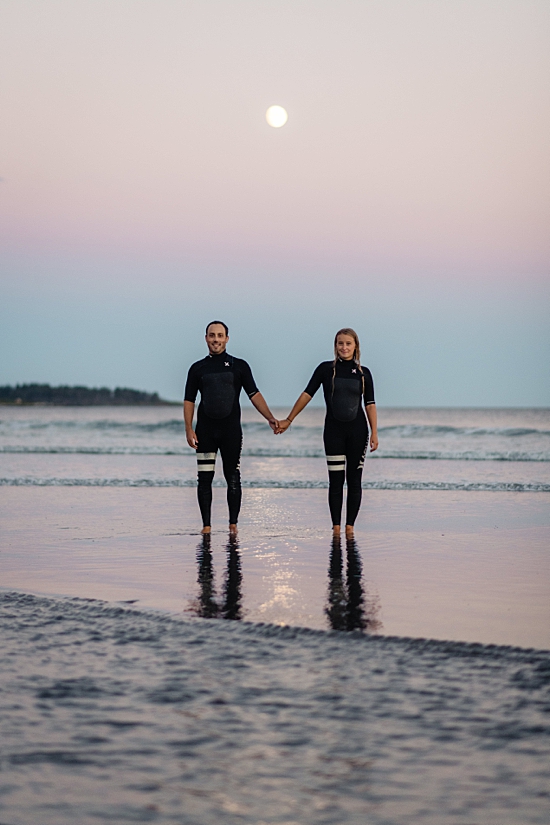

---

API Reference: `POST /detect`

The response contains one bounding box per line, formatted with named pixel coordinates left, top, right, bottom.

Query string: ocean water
left=1, top=591, right=549, bottom=825
left=1, top=405, right=549, bottom=491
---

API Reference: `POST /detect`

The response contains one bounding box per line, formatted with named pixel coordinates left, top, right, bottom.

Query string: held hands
left=274, top=418, right=291, bottom=435
left=267, top=418, right=290, bottom=435
left=188, top=420, right=287, bottom=445
left=268, top=418, right=289, bottom=434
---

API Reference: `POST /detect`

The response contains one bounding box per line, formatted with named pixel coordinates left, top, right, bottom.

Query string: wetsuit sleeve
left=184, top=363, right=200, bottom=403
left=304, top=363, right=326, bottom=398
left=362, top=367, right=375, bottom=405
left=239, top=360, right=260, bottom=399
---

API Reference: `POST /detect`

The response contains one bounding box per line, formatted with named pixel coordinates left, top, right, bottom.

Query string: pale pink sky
left=1, top=0, right=549, bottom=403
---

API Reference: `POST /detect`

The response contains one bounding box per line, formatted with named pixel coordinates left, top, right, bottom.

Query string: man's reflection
left=194, top=533, right=243, bottom=620
left=326, top=537, right=381, bottom=632
left=222, top=533, right=243, bottom=620
left=196, top=534, right=219, bottom=618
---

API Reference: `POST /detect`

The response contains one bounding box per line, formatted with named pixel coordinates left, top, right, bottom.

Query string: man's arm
left=249, top=392, right=278, bottom=432
left=183, top=400, right=198, bottom=449
left=238, top=359, right=278, bottom=432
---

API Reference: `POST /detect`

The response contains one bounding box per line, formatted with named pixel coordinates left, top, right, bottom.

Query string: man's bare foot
left=345, top=525, right=354, bottom=538
left=332, top=525, right=341, bottom=537
left=229, top=523, right=238, bottom=534
left=201, top=526, right=211, bottom=535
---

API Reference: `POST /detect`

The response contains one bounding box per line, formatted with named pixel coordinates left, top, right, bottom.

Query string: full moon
left=266, top=105, right=288, bottom=128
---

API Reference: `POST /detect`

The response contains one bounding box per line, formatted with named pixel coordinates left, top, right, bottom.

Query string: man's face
left=205, top=324, right=229, bottom=355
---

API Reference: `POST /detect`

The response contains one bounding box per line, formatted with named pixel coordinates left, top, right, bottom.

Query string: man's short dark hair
left=205, top=320, right=229, bottom=336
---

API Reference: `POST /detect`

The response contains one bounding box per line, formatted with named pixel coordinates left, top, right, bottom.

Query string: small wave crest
left=380, top=424, right=550, bottom=438
left=0, top=418, right=186, bottom=432
left=1, top=477, right=549, bottom=492
left=1, top=446, right=549, bottom=460
left=2, top=419, right=550, bottom=436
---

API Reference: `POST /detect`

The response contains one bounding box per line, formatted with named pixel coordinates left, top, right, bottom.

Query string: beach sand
left=1, top=486, right=548, bottom=649
left=2, top=487, right=549, bottom=824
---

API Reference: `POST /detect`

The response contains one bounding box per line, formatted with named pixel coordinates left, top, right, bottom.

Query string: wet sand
left=3, top=590, right=549, bottom=825
left=1, top=486, right=548, bottom=648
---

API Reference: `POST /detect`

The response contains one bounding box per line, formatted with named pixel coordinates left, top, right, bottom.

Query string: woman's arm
left=276, top=392, right=312, bottom=433
left=366, top=403, right=378, bottom=451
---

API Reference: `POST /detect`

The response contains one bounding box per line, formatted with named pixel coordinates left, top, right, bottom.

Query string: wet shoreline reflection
left=193, top=534, right=243, bottom=620
left=326, top=537, right=382, bottom=633
left=189, top=533, right=380, bottom=632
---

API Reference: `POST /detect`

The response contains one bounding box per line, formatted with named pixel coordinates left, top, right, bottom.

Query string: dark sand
left=3, top=591, right=549, bottom=825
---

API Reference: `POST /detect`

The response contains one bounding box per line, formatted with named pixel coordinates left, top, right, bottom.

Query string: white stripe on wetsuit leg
left=197, top=451, right=217, bottom=472
left=326, top=454, right=346, bottom=472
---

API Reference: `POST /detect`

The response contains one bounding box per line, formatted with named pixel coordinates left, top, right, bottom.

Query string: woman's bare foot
left=201, top=526, right=211, bottom=535
left=229, top=523, right=238, bottom=534
left=345, top=525, right=354, bottom=538
left=332, top=525, right=341, bottom=537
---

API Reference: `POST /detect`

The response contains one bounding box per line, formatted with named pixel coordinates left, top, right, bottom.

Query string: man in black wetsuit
left=183, top=321, right=278, bottom=535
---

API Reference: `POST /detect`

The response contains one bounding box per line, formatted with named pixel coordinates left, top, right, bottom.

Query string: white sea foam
left=2, top=476, right=550, bottom=492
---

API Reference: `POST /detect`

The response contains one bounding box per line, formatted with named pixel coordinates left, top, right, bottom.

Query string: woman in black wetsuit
left=277, top=328, right=378, bottom=538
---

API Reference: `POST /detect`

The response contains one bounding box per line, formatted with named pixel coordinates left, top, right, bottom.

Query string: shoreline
left=2, top=586, right=549, bottom=654
left=2, top=486, right=548, bottom=649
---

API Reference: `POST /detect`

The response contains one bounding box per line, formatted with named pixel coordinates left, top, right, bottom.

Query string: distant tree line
left=0, top=384, right=173, bottom=406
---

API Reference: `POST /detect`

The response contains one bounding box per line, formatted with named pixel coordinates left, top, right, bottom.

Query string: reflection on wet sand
left=326, top=538, right=382, bottom=633
left=223, top=534, right=243, bottom=620
left=190, top=534, right=380, bottom=631
left=192, top=534, right=243, bottom=620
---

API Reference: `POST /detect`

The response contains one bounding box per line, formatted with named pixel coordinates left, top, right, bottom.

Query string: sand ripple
left=1, top=591, right=549, bottom=824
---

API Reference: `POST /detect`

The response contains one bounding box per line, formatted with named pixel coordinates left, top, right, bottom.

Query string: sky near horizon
left=1, top=0, right=549, bottom=406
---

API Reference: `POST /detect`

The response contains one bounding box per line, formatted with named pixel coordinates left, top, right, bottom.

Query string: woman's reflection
left=194, top=533, right=243, bottom=620
left=326, top=537, right=347, bottom=630
left=326, top=537, right=381, bottom=632
left=222, top=533, right=243, bottom=620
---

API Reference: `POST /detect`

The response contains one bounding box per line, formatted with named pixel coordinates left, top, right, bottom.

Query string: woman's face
left=336, top=334, right=356, bottom=361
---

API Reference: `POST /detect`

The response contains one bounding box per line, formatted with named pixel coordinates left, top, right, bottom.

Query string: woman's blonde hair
left=332, top=328, right=364, bottom=397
